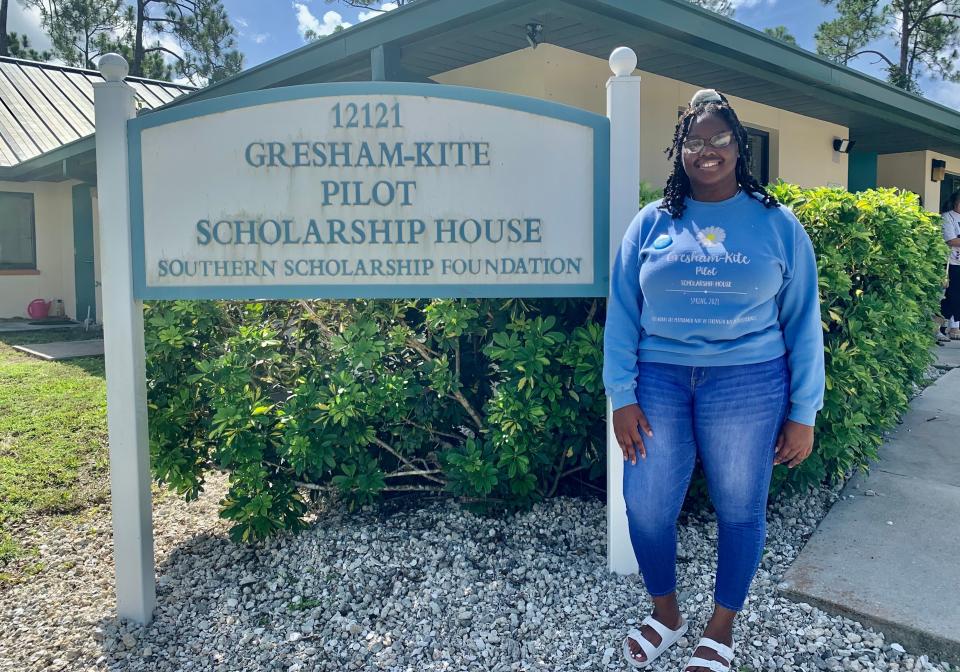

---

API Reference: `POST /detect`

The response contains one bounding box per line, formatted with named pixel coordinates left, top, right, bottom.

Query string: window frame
left=0, top=191, right=37, bottom=271
left=675, top=108, right=772, bottom=186
left=744, top=126, right=770, bottom=186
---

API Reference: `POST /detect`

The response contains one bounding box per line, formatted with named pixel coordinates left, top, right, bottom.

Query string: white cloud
left=926, top=80, right=960, bottom=108
left=358, top=2, right=399, bottom=22
left=235, top=17, right=249, bottom=30
left=173, top=75, right=205, bottom=87
left=252, top=33, right=270, bottom=45
left=156, top=33, right=185, bottom=60
left=729, top=0, right=774, bottom=7
left=6, top=2, right=53, bottom=54
left=293, top=3, right=351, bottom=39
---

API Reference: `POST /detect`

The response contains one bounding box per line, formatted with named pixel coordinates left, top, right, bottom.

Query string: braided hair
left=660, top=92, right=778, bottom=219
left=943, top=190, right=960, bottom=213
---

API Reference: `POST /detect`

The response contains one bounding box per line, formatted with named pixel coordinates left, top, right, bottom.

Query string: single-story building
left=0, top=57, right=192, bottom=321
left=4, top=0, right=960, bottom=319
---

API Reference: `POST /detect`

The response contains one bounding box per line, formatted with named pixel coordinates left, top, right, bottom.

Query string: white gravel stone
left=0, top=390, right=955, bottom=672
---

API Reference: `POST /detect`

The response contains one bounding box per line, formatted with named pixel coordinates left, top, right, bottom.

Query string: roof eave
left=582, top=0, right=960, bottom=143
left=0, top=135, right=96, bottom=182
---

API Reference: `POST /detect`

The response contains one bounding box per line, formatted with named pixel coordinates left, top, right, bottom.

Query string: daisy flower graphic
left=697, top=226, right=726, bottom=247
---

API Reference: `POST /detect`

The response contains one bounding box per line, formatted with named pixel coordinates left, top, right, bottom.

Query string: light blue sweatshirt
left=603, top=191, right=825, bottom=426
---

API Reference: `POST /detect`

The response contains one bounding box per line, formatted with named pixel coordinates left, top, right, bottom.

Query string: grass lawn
left=0, top=327, right=109, bottom=582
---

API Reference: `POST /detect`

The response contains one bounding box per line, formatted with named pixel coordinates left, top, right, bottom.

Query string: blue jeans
left=622, top=355, right=789, bottom=611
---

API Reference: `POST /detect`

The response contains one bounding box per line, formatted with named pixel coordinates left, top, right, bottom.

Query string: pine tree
left=323, top=0, right=412, bottom=10
left=1, top=0, right=9, bottom=56
left=20, top=0, right=124, bottom=68
left=23, top=0, right=241, bottom=82
left=764, top=25, right=799, bottom=45
left=126, top=0, right=242, bottom=84
left=6, top=31, right=52, bottom=59
left=816, top=0, right=960, bottom=94
left=689, top=0, right=735, bottom=16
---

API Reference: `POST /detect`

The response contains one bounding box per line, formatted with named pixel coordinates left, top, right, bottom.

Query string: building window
left=744, top=127, right=770, bottom=185
left=941, top=172, right=960, bottom=211
left=0, top=192, right=37, bottom=270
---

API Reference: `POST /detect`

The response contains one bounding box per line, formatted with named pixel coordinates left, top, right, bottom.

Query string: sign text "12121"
left=333, top=102, right=402, bottom=129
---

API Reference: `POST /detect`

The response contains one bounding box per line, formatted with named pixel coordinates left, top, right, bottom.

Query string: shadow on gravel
left=88, top=493, right=582, bottom=671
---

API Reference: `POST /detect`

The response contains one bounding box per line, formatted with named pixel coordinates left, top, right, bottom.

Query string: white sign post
left=93, top=54, right=156, bottom=623
left=606, top=48, right=642, bottom=576
left=93, top=48, right=638, bottom=624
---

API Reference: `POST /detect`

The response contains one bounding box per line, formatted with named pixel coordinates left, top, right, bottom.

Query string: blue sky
left=225, top=1, right=840, bottom=70
left=224, top=0, right=960, bottom=108
left=6, top=0, right=960, bottom=107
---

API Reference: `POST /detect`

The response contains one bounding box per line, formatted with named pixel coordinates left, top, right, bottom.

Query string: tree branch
left=294, top=480, right=445, bottom=493
left=383, top=469, right=444, bottom=479
left=403, top=419, right=466, bottom=442
left=372, top=436, right=445, bottom=484
left=547, top=449, right=568, bottom=498
left=585, top=299, right=598, bottom=323
left=143, top=44, right=185, bottom=63
left=560, top=464, right=590, bottom=480
left=405, top=336, right=484, bottom=430
left=849, top=49, right=895, bottom=66
left=297, top=300, right=340, bottom=342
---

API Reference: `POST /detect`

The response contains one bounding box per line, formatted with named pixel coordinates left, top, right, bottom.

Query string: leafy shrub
left=146, top=299, right=606, bottom=541
left=145, top=185, right=944, bottom=540
left=768, top=184, right=944, bottom=490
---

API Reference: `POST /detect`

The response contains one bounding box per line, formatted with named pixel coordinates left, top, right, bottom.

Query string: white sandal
left=684, top=636, right=736, bottom=671
left=622, top=614, right=688, bottom=668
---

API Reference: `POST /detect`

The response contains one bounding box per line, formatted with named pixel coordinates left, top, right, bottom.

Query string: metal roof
left=0, top=56, right=192, bottom=177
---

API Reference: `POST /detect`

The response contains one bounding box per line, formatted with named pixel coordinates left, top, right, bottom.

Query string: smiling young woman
left=603, top=90, right=825, bottom=672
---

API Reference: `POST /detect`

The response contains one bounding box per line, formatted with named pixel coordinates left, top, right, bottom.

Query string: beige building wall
left=877, top=150, right=960, bottom=211
left=434, top=44, right=849, bottom=192
left=0, top=180, right=97, bottom=320
left=928, top=150, right=960, bottom=210
left=877, top=151, right=928, bottom=206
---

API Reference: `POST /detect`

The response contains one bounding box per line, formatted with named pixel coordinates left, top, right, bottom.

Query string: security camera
left=525, top=22, right=543, bottom=49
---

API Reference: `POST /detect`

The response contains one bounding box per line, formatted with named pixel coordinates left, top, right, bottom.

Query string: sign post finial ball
left=608, top=47, right=637, bottom=77
left=99, top=53, right=129, bottom=82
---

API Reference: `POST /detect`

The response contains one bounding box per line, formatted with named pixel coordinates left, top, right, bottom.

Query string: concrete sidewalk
left=780, top=343, right=960, bottom=664
left=12, top=339, right=104, bottom=360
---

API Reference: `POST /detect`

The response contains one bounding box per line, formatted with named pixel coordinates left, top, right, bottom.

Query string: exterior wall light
left=932, top=159, right=947, bottom=182
left=525, top=22, right=543, bottom=49
left=832, top=138, right=855, bottom=153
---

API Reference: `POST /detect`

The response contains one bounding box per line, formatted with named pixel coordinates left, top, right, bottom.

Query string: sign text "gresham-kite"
left=244, top=141, right=491, bottom=169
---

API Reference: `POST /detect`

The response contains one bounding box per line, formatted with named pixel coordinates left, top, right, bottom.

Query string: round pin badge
left=653, top=234, right=672, bottom=250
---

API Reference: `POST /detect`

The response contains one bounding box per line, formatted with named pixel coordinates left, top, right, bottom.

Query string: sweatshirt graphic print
left=602, top=191, right=825, bottom=426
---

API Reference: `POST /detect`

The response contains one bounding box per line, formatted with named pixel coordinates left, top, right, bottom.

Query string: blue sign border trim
left=128, top=81, right=610, bottom=300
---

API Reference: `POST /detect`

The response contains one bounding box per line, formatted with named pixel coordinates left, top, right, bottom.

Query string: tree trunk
left=132, top=0, right=146, bottom=76
left=0, top=0, right=9, bottom=57
left=899, top=1, right=911, bottom=82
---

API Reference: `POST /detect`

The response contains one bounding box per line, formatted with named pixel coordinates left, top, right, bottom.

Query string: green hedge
left=146, top=299, right=607, bottom=542
left=146, top=185, right=945, bottom=541
left=768, top=183, right=944, bottom=490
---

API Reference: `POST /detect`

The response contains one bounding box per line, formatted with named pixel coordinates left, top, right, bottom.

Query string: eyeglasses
left=682, top=131, right=734, bottom=154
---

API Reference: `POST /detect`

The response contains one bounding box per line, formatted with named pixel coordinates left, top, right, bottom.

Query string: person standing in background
left=941, top=191, right=960, bottom=340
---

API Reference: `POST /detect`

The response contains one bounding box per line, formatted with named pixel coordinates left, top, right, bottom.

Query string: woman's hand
left=774, top=420, right=814, bottom=468
left=613, top=404, right=654, bottom=465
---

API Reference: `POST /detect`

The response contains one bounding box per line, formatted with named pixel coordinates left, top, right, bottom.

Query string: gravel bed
left=0, top=470, right=953, bottom=672
left=0, top=366, right=953, bottom=671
